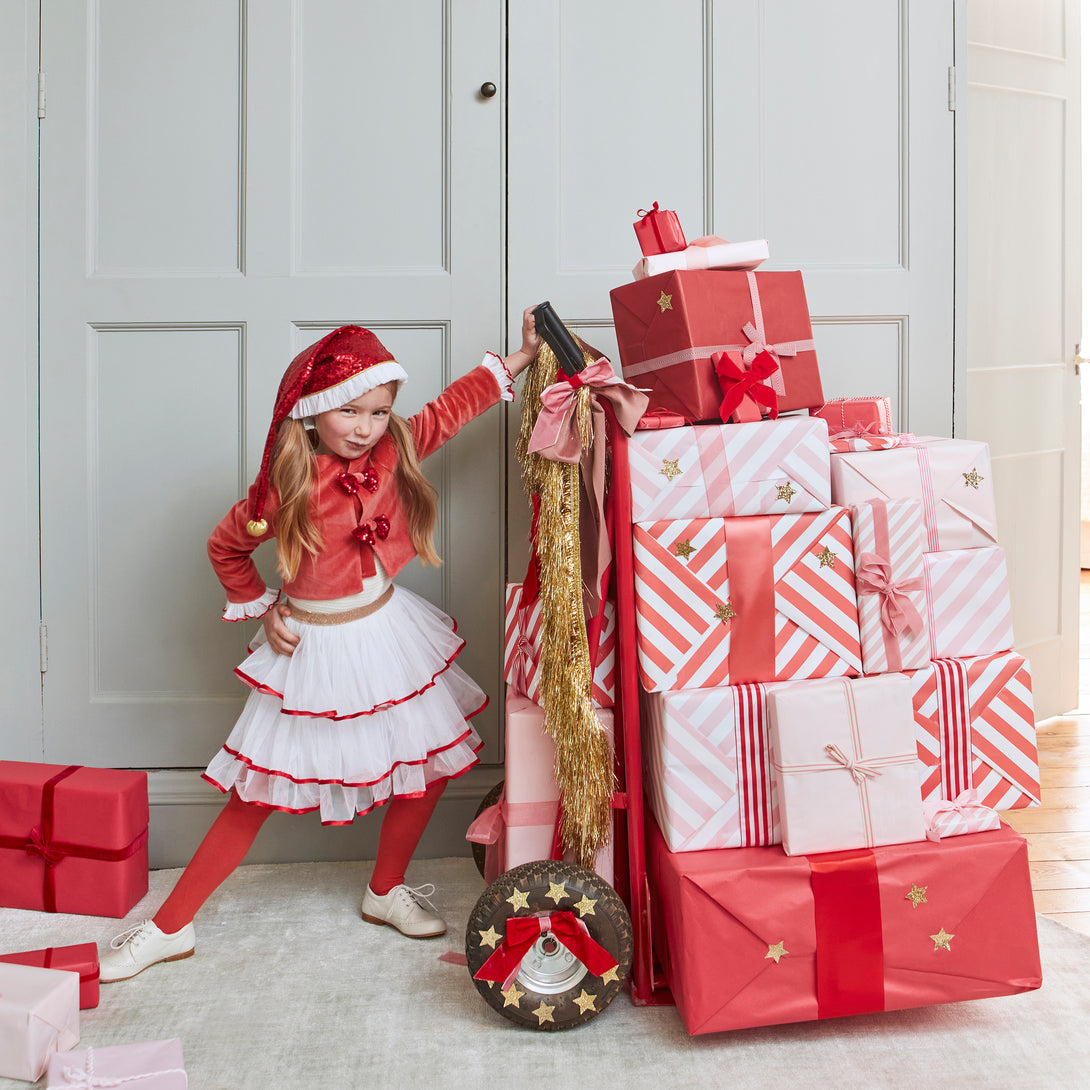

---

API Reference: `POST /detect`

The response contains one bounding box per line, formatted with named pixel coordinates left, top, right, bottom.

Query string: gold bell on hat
left=246, top=518, right=268, bottom=536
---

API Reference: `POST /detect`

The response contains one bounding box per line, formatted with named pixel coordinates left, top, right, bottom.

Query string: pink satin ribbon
left=721, top=517, right=777, bottom=683
left=855, top=551, right=925, bottom=637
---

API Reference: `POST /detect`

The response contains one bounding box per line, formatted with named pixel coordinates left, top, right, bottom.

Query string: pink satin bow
left=855, top=551, right=924, bottom=636
left=924, top=788, right=996, bottom=842
left=712, top=349, right=780, bottom=423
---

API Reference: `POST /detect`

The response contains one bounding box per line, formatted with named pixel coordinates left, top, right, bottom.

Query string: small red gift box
left=633, top=202, right=687, bottom=256
left=0, top=943, right=99, bottom=1009
left=610, top=269, right=824, bottom=424
left=813, top=396, right=893, bottom=439
left=0, top=762, right=149, bottom=917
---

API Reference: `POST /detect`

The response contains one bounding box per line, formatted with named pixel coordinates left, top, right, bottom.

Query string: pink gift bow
left=923, top=787, right=997, bottom=842
left=823, top=743, right=886, bottom=785
left=57, top=1046, right=188, bottom=1088
left=855, top=551, right=925, bottom=637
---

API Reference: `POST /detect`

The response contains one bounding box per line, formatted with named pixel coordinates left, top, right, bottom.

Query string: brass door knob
left=479, top=81, right=497, bottom=98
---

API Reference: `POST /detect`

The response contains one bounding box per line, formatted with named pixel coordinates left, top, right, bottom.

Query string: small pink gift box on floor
left=0, top=962, right=80, bottom=1082
left=47, top=1037, right=187, bottom=1089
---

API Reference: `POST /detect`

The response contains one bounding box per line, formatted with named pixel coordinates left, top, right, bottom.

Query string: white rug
left=2, top=857, right=1087, bottom=1089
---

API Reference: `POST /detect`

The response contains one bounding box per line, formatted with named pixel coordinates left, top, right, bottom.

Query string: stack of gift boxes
left=606, top=204, right=1043, bottom=1034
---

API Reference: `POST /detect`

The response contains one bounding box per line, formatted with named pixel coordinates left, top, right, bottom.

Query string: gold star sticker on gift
left=546, top=881, right=569, bottom=905
left=532, top=1001, right=556, bottom=1025
left=765, top=941, right=789, bottom=964
left=600, top=964, right=620, bottom=984
left=501, top=984, right=524, bottom=1008
left=674, top=538, right=696, bottom=560
left=931, top=927, right=954, bottom=951
left=714, top=601, right=736, bottom=624
left=660, top=458, right=682, bottom=482
left=574, top=989, right=598, bottom=1014
left=817, top=545, right=837, bottom=569
left=963, top=468, right=984, bottom=490
left=657, top=291, right=673, bottom=312
left=477, top=926, right=502, bottom=949
left=906, top=884, right=928, bottom=908
left=574, top=894, right=597, bottom=918
left=776, top=482, right=798, bottom=503
left=506, top=887, right=530, bottom=911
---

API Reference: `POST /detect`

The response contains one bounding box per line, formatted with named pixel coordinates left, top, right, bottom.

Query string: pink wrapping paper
left=47, top=1037, right=187, bottom=1089
left=829, top=434, right=910, bottom=454
left=628, top=416, right=831, bottom=522
left=924, top=789, right=1002, bottom=841
left=769, top=675, right=926, bottom=855
left=924, top=547, right=1014, bottom=659
left=829, top=437, right=998, bottom=551
left=632, top=236, right=769, bottom=279
left=0, top=962, right=80, bottom=1082
left=0, top=943, right=99, bottom=1009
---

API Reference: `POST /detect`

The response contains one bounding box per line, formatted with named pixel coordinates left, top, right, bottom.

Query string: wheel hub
left=515, top=930, right=589, bottom=994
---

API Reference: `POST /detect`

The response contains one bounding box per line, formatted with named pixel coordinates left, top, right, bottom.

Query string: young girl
left=100, top=313, right=540, bottom=981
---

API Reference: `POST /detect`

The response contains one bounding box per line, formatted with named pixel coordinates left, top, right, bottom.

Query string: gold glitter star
left=931, top=927, right=954, bottom=951
left=546, top=881, right=569, bottom=905
left=501, top=984, right=524, bottom=1008
left=817, top=545, right=837, bottom=569
left=714, top=601, right=736, bottom=624
left=532, top=1001, right=556, bottom=1025
left=906, top=884, right=928, bottom=909
left=765, top=941, right=789, bottom=964
left=657, top=291, right=673, bottom=312
left=574, top=989, right=598, bottom=1014
left=600, top=965, right=620, bottom=984
left=477, top=926, right=502, bottom=949
left=963, top=468, right=984, bottom=490
left=506, top=887, right=530, bottom=911
left=776, top=482, right=798, bottom=503
left=574, top=894, right=597, bottom=918
left=674, top=539, right=696, bottom=560
left=660, top=458, right=682, bottom=482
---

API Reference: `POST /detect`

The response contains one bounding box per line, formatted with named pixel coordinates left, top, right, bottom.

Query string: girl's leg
left=368, top=777, right=447, bottom=894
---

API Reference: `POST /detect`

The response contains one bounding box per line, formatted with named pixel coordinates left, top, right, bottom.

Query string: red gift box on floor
left=610, top=269, right=824, bottom=423
left=0, top=943, right=99, bottom=1009
left=0, top=762, right=149, bottom=917
left=649, top=820, right=1041, bottom=1035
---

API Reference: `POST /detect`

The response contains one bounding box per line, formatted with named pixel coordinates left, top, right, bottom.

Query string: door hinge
left=947, top=66, right=956, bottom=112
left=39, top=622, right=48, bottom=673
left=37, top=71, right=46, bottom=119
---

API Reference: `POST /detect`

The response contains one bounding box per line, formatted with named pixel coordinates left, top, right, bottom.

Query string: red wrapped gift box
left=633, top=202, right=687, bottom=256
left=0, top=762, right=148, bottom=917
left=649, top=820, right=1041, bottom=1035
left=0, top=943, right=99, bottom=1009
left=610, top=269, right=824, bottom=424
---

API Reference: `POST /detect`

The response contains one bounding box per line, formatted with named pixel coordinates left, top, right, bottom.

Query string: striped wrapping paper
left=924, top=789, right=1002, bottom=841
left=628, top=416, right=831, bottom=522
left=924, top=547, right=1014, bottom=660
left=828, top=434, right=907, bottom=454
left=905, top=651, right=1039, bottom=810
left=641, top=683, right=781, bottom=852
left=502, top=583, right=616, bottom=708
left=632, top=507, right=862, bottom=692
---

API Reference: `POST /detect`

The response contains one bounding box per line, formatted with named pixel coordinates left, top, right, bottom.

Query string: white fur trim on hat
left=289, top=360, right=409, bottom=419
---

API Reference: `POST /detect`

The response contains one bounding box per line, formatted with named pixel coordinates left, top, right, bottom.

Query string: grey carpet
left=2, top=857, right=1087, bottom=1089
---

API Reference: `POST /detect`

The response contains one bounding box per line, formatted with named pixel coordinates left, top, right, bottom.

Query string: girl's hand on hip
left=263, top=603, right=300, bottom=656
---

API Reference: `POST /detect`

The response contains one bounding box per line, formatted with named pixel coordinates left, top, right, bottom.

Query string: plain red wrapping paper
left=648, top=820, right=1042, bottom=1035
left=0, top=943, right=99, bottom=1009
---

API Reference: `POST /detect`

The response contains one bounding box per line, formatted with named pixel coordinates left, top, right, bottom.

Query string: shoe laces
left=400, top=882, right=439, bottom=915
left=109, top=920, right=152, bottom=951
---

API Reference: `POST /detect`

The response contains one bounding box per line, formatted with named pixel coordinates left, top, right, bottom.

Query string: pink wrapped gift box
left=0, top=942, right=99, bottom=1009
left=0, top=962, right=80, bottom=1082
left=628, top=416, right=830, bottom=523
left=769, top=675, right=926, bottom=855
left=648, top=820, right=1041, bottom=1034
left=829, top=434, right=911, bottom=454
left=852, top=498, right=930, bottom=673
left=830, top=437, right=998, bottom=551
left=642, top=683, right=781, bottom=852
left=924, top=789, right=1002, bottom=841
left=47, top=1037, right=187, bottom=1089
left=633, top=507, right=861, bottom=691
left=503, top=584, right=615, bottom=708
left=632, top=235, right=769, bottom=280
left=924, top=547, right=1014, bottom=659
left=906, top=651, right=1039, bottom=811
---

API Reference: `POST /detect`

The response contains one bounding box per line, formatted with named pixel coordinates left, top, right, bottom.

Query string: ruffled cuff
left=222, top=586, right=280, bottom=622
left=482, top=352, right=515, bottom=402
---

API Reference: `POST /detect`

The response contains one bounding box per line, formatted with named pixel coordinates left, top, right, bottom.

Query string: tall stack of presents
left=1, top=203, right=1044, bottom=1077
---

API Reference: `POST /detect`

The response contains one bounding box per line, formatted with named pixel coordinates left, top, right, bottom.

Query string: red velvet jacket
left=208, top=362, right=507, bottom=613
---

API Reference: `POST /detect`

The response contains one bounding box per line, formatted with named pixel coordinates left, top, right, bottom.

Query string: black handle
left=532, top=301, right=587, bottom=377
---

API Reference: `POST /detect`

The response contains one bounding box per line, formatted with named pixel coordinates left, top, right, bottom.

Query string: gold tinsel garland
left=516, top=340, right=614, bottom=868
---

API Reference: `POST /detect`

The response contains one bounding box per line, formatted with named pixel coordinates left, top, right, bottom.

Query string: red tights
left=153, top=780, right=447, bottom=935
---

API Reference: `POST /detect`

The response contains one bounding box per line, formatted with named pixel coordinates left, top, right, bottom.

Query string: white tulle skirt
left=203, top=585, right=486, bottom=825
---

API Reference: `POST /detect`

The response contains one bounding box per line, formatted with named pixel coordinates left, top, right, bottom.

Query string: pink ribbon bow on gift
left=528, top=357, right=648, bottom=463
left=855, top=552, right=925, bottom=636
left=712, top=349, right=781, bottom=423
left=923, top=787, right=995, bottom=842
left=58, top=1047, right=189, bottom=1088
left=824, top=743, right=885, bottom=786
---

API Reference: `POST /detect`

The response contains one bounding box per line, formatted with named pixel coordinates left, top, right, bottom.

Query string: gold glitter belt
left=287, top=585, right=394, bottom=626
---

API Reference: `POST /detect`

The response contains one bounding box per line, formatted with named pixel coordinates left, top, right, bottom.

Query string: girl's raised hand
left=262, top=603, right=300, bottom=657
left=503, top=306, right=542, bottom=379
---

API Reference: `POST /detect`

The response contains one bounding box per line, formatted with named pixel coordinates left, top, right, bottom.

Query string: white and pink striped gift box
left=905, top=651, right=1039, bottom=811
left=924, top=547, right=1014, bottom=660
left=632, top=507, right=862, bottom=691
left=628, top=416, right=831, bottom=523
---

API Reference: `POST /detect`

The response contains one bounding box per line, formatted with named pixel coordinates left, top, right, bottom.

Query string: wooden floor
left=1001, top=572, right=1090, bottom=937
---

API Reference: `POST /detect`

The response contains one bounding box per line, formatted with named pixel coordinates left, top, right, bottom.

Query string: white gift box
left=0, top=962, right=80, bottom=1082
left=632, top=236, right=769, bottom=280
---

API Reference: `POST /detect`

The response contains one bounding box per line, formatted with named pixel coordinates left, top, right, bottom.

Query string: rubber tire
left=465, top=859, right=633, bottom=1031
left=471, top=780, right=505, bottom=879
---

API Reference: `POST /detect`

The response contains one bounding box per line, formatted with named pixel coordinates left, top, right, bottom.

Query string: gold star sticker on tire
left=574, top=894, right=597, bottom=917
left=546, top=881, right=569, bottom=904
left=506, top=887, right=530, bottom=911
left=574, top=989, right=598, bottom=1014
left=500, top=984, right=524, bottom=1008
left=477, top=925, right=502, bottom=949
left=600, top=965, right=619, bottom=984
left=930, top=927, right=954, bottom=951
left=532, top=1001, right=556, bottom=1025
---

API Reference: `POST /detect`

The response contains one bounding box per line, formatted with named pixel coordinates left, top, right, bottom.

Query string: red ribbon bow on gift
left=352, top=515, right=390, bottom=545
left=712, top=349, right=780, bottom=423
left=25, top=825, right=65, bottom=867
left=635, top=202, right=660, bottom=218
left=338, top=469, right=378, bottom=494
left=855, top=552, right=924, bottom=636
left=473, top=910, right=619, bottom=990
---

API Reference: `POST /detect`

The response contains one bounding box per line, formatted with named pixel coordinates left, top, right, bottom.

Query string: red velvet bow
left=712, top=349, right=780, bottom=423
left=855, top=551, right=924, bottom=636
left=473, top=910, right=619, bottom=989
left=25, top=825, right=65, bottom=867
left=636, top=202, right=660, bottom=218
left=338, top=469, right=378, bottom=494
left=352, top=515, right=390, bottom=545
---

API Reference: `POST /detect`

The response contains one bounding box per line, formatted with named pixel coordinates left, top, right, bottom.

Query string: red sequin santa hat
left=245, top=325, right=408, bottom=535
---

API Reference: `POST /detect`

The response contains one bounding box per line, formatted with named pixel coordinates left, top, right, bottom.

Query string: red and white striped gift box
left=906, top=651, right=1039, bottom=811
left=924, top=547, right=1014, bottom=660
left=628, top=416, right=831, bottom=523
left=641, top=683, right=781, bottom=852
left=632, top=507, right=862, bottom=692
left=852, top=498, right=930, bottom=673
left=502, top=583, right=616, bottom=707
left=828, top=434, right=907, bottom=454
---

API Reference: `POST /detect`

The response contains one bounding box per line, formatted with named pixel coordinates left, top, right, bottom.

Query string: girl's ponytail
left=386, top=414, right=441, bottom=567
left=269, top=419, right=323, bottom=581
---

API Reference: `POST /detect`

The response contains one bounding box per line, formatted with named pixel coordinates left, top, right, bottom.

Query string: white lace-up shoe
left=361, top=882, right=447, bottom=938
left=99, top=919, right=196, bottom=982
